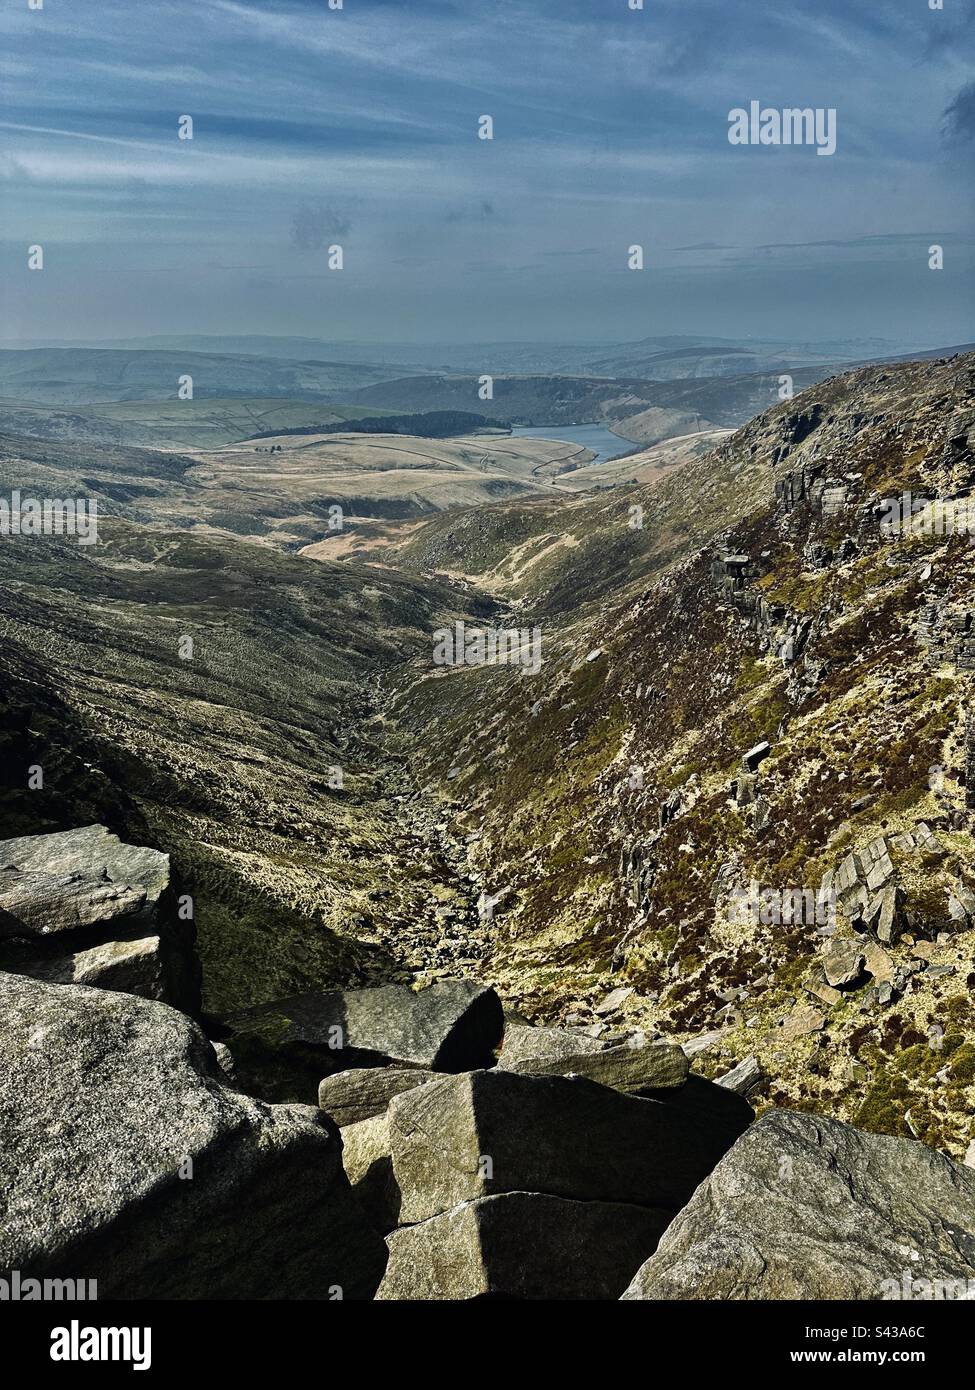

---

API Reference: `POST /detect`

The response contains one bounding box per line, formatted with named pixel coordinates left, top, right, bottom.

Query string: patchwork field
left=182, top=430, right=598, bottom=535
left=298, top=428, right=724, bottom=567
left=0, top=424, right=620, bottom=553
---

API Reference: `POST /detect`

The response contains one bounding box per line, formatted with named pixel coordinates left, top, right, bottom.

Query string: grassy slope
left=0, top=521, right=495, bottom=1011
left=384, top=352, right=975, bottom=1156
left=0, top=397, right=402, bottom=449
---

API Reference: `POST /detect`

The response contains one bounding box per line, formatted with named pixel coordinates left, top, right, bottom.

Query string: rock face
left=0, top=971, right=387, bottom=1299
left=341, top=1114, right=401, bottom=1234
left=318, top=1067, right=437, bottom=1127
left=388, top=1069, right=753, bottom=1225
left=499, top=1035, right=689, bottom=1093
left=377, top=1193, right=673, bottom=1301
left=498, top=1022, right=610, bottom=1066
left=223, top=979, right=505, bottom=1103
left=622, top=1110, right=975, bottom=1301
left=822, top=937, right=866, bottom=989
left=0, top=825, right=199, bottom=1013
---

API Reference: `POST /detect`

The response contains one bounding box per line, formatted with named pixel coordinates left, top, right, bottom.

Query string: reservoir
left=510, top=422, right=633, bottom=464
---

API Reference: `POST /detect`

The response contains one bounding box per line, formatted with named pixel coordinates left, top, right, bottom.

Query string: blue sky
left=1, top=0, right=973, bottom=346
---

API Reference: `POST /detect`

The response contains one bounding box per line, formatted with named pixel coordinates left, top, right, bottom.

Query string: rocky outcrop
left=223, top=979, right=505, bottom=1103
left=821, top=835, right=908, bottom=945
left=368, top=1068, right=752, bottom=1298
left=388, top=1069, right=752, bottom=1225
left=622, top=1110, right=975, bottom=1300
left=0, top=971, right=387, bottom=1298
left=318, top=1067, right=437, bottom=1127
left=0, top=825, right=199, bottom=1012
left=377, top=1193, right=673, bottom=1300
left=498, top=1034, right=689, bottom=1093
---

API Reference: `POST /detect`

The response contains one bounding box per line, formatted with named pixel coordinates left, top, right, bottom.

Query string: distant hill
left=3, top=341, right=970, bottom=453
left=8, top=331, right=920, bottom=380
left=344, top=367, right=838, bottom=445
left=0, top=348, right=409, bottom=406
left=250, top=410, right=501, bottom=441
left=0, top=396, right=401, bottom=450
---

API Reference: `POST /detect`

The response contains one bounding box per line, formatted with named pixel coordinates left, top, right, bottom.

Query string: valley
left=3, top=349, right=974, bottom=1160
left=7, top=0, right=975, bottom=1319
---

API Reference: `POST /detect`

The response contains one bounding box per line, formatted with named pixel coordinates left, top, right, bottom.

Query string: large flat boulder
left=0, top=825, right=199, bottom=1012
left=377, top=1193, right=673, bottom=1300
left=0, top=972, right=387, bottom=1299
left=622, top=1109, right=975, bottom=1300
left=499, top=1036, right=688, bottom=1093
left=0, top=825, right=169, bottom=938
left=389, top=1069, right=753, bottom=1224
left=223, top=979, right=504, bottom=1103
left=498, top=1023, right=611, bottom=1066
left=318, top=1067, right=437, bottom=1127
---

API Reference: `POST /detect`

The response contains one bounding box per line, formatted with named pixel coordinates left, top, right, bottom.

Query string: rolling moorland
left=3, top=345, right=975, bottom=1299
left=16, top=330, right=917, bottom=377
left=4, top=334, right=970, bottom=453
left=0, top=344, right=808, bottom=454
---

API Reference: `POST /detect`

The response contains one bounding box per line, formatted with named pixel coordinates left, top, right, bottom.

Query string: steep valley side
left=382, top=352, right=975, bottom=1157
left=0, top=522, right=499, bottom=1011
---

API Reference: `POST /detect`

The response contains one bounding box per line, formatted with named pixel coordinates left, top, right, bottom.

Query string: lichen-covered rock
left=0, top=825, right=199, bottom=1012
left=341, top=1113, right=401, bottom=1233
left=377, top=1193, right=673, bottom=1300
left=622, top=1110, right=975, bottom=1300
left=0, top=972, right=387, bottom=1299
left=499, top=1036, right=689, bottom=1093
left=318, top=1067, right=437, bottom=1127
left=223, top=978, right=504, bottom=1103
left=715, top=1055, right=765, bottom=1097
left=498, top=1023, right=610, bottom=1066
left=388, top=1069, right=753, bottom=1224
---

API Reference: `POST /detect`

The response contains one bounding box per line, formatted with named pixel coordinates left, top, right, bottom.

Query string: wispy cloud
left=1, top=0, right=972, bottom=346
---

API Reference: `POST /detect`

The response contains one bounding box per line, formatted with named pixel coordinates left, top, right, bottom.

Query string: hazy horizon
left=0, top=329, right=967, bottom=354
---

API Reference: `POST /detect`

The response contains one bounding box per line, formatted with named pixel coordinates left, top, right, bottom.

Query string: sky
left=1, top=0, right=973, bottom=348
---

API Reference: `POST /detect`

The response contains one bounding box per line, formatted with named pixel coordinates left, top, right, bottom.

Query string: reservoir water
left=510, top=422, right=632, bottom=464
